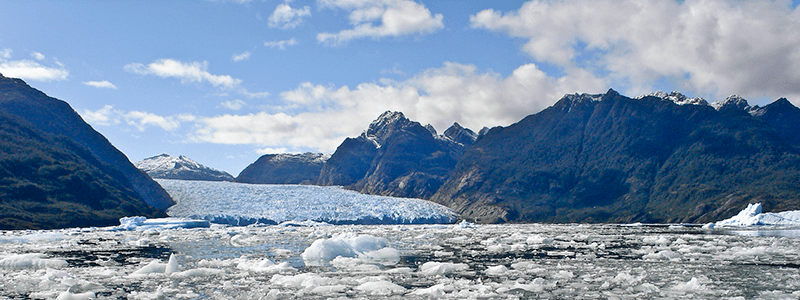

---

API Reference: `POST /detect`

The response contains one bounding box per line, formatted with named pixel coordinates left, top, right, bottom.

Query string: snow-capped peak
left=637, top=91, right=709, bottom=106
left=711, top=95, right=750, bottom=111
left=135, top=154, right=234, bottom=181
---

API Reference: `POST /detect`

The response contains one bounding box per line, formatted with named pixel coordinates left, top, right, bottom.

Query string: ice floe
left=715, top=203, right=800, bottom=227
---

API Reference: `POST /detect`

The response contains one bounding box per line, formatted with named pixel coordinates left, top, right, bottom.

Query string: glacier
left=158, top=179, right=459, bottom=226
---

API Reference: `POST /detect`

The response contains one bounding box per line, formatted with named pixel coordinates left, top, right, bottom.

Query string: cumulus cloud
left=0, top=49, right=69, bottom=82
left=83, top=80, right=118, bottom=89
left=191, top=62, right=605, bottom=153
left=470, top=0, right=800, bottom=100
left=82, top=105, right=195, bottom=131
left=232, top=51, right=251, bottom=62
left=124, top=58, right=268, bottom=97
left=220, top=99, right=247, bottom=110
left=264, top=38, right=298, bottom=50
left=317, top=0, right=444, bottom=45
left=268, top=3, right=311, bottom=29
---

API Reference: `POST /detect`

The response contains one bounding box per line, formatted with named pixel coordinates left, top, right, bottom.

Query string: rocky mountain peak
left=711, top=95, right=750, bottom=111
left=364, top=111, right=413, bottom=145
left=443, top=122, right=477, bottom=146
left=638, top=91, right=708, bottom=106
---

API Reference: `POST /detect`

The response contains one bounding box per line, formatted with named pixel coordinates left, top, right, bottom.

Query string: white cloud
left=232, top=51, right=251, bottom=62
left=268, top=3, right=311, bottom=29
left=30, top=52, right=45, bottom=61
left=0, top=59, right=69, bottom=82
left=124, top=58, right=269, bottom=98
left=470, top=0, right=800, bottom=101
left=264, top=38, right=298, bottom=50
left=125, top=59, right=242, bottom=89
left=191, top=62, right=605, bottom=153
left=220, top=99, right=247, bottom=110
left=82, top=105, right=195, bottom=131
left=317, top=0, right=444, bottom=45
left=0, top=49, right=10, bottom=59
left=83, top=80, right=118, bottom=89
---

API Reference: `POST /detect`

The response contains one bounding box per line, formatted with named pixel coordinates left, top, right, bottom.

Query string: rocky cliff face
left=236, top=153, right=330, bottom=184
left=0, top=74, right=171, bottom=229
left=431, top=89, right=800, bottom=224
left=319, top=111, right=476, bottom=199
left=136, top=154, right=234, bottom=181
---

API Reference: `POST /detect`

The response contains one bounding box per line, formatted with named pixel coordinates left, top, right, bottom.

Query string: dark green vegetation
left=0, top=74, right=171, bottom=230
left=432, top=90, right=800, bottom=223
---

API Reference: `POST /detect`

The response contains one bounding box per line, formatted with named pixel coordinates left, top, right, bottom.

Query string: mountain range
left=238, top=90, right=800, bottom=224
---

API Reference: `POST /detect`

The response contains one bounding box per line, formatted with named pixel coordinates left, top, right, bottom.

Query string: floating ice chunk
left=270, top=273, right=337, bottom=288
left=419, top=261, right=469, bottom=276
left=164, top=254, right=179, bottom=275
left=56, top=290, right=95, bottom=300
left=410, top=283, right=448, bottom=297
left=129, top=260, right=166, bottom=276
left=526, top=235, right=555, bottom=245
left=643, top=249, right=682, bottom=260
left=301, top=233, right=398, bottom=266
left=456, top=220, right=477, bottom=228
left=170, top=268, right=225, bottom=278
left=0, top=232, right=65, bottom=243
left=0, top=253, right=67, bottom=269
left=485, top=265, right=510, bottom=276
left=356, top=281, right=406, bottom=295
left=116, top=217, right=210, bottom=231
left=671, top=277, right=711, bottom=293
left=278, top=220, right=332, bottom=227
left=716, top=203, right=800, bottom=227
left=237, top=258, right=296, bottom=273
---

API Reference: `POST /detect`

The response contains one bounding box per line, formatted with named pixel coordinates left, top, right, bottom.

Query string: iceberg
left=159, top=179, right=458, bottom=226
left=115, top=216, right=211, bottom=231
left=715, top=203, right=800, bottom=227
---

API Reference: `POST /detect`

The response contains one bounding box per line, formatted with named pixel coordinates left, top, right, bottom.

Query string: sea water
left=2, top=223, right=800, bottom=299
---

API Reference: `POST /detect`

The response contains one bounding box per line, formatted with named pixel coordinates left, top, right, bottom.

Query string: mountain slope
left=136, top=154, right=234, bottom=181
left=235, top=153, right=329, bottom=184
left=432, top=90, right=800, bottom=223
left=0, top=111, right=166, bottom=229
left=319, top=111, right=476, bottom=199
left=0, top=74, right=173, bottom=210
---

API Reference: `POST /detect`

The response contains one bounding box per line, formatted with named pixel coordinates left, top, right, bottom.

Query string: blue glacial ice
left=157, top=179, right=458, bottom=226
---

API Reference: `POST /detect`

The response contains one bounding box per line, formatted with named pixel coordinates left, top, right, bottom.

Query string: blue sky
left=2, top=0, right=800, bottom=175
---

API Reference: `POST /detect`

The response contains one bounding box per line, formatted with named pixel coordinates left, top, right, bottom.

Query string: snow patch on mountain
left=637, top=91, right=709, bottom=106
left=136, top=154, right=234, bottom=181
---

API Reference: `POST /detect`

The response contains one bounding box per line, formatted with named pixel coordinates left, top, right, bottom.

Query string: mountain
left=135, top=154, right=234, bottom=181
left=235, top=153, right=330, bottom=184
left=0, top=74, right=171, bottom=229
left=432, top=89, right=800, bottom=224
left=318, top=111, right=476, bottom=199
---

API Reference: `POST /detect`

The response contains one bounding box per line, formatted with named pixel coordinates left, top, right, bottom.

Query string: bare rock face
left=236, top=153, right=330, bottom=184
left=0, top=73, right=172, bottom=229
left=318, top=111, right=476, bottom=199
left=432, top=89, right=800, bottom=224
left=136, top=154, right=234, bottom=181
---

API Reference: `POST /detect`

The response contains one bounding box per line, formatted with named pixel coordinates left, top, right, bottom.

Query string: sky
left=2, top=0, right=800, bottom=176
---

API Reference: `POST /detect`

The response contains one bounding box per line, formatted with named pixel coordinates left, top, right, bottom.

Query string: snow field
left=2, top=223, right=800, bottom=298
